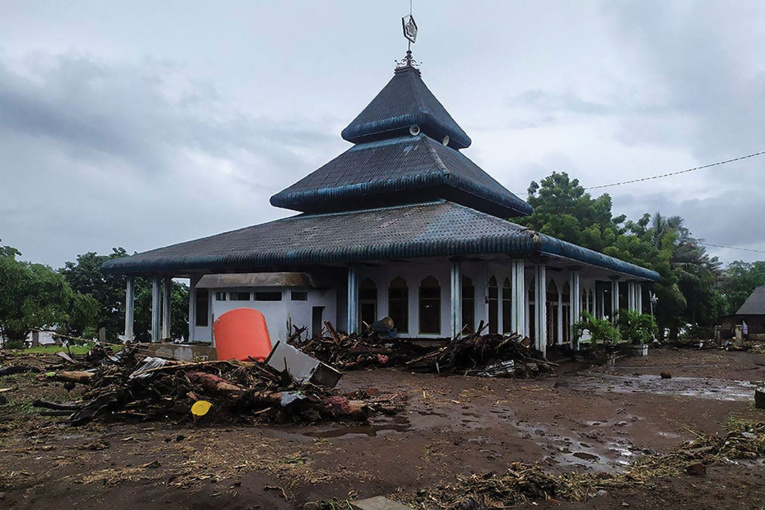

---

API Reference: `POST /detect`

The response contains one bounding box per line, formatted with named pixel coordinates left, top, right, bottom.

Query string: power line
left=699, top=242, right=765, bottom=255
left=585, top=150, right=765, bottom=190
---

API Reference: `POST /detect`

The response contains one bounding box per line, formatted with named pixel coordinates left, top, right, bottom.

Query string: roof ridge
left=421, top=135, right=451, bottom=176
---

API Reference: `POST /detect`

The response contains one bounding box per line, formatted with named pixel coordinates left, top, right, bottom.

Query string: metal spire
left=398, top=0, right=419, bottom=68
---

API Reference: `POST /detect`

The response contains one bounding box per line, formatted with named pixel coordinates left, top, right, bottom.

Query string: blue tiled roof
left=270, top=134, right=532, bottom=217
left=102, top=201, right=659, bottom=281
left=341, top=66, right=471, bottom=149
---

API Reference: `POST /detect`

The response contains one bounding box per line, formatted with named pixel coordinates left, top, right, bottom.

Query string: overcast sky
left=1, top=0, right=764, bottom=268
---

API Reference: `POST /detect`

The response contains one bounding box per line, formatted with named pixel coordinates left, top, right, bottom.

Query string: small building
left=731, top=285, right=765, bottom=339
left=103, top=53, right=659, bottom=355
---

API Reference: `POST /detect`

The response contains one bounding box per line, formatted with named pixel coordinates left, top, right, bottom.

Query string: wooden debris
left=37, top=350, right=400, bottom=426
left=53, top=371, right=95, bottom=384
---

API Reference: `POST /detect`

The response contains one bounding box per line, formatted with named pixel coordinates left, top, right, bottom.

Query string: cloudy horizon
left=1, top=1, right=764, bottom=268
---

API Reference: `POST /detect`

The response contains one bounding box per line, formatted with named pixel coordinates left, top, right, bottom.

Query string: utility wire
left=585, top=150, right=765, bottom=190
left=699, top=242, right=765, bottom=255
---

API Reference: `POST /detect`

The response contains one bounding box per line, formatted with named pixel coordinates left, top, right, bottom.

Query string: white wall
left=192, top=287, right=336, bottom=344
left=357, top=260, right=521, bottom=338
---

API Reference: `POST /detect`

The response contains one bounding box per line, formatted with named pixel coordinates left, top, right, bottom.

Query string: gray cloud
left=0, top=51, right=345, bottom=267
left=1, top=1, right=764, bottom=268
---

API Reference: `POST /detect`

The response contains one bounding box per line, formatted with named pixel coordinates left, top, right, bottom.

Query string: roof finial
left=397, top=0, right=419, bottom=69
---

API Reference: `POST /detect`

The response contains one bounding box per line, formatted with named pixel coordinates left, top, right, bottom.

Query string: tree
left=60, top=248, right=131, bottom=338
left=522, top=172, right=625, bottom=252
left=719, top=261, right=765, bottom=314
left=0, top=243, right=73, bottom=344
left=518, top=172, right=723, bottom=341
left=61, top=248, right=189, bottom=341
left=133, top=279, right=189, bottom=342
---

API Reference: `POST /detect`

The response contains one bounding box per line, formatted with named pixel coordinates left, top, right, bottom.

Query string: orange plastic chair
left=213, top=308, right=272, bottom=361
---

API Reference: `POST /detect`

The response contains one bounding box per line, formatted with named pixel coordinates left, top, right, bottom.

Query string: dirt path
left=1, top=347, right=763, bottom=509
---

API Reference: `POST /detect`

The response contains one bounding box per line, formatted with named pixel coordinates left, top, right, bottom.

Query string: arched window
left=388, top=277, right=408, bottom=333
left=487, top=276, right=499, bottom=334
left=419, top=276, right=441, bottom=334
left=462, top=275, right=475, bottom=334
left=502, top=277, right=512, bottom=333
left=359, top=278, right=377, bottom=327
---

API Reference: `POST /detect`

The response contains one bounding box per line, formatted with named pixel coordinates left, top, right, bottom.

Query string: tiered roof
left=271, top=64, right=531, bottom=218
left=102, top=60, right=659, bottom=282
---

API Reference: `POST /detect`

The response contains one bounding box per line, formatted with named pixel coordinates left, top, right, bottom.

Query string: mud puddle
left=514, top=419, right=645, bottom=473
left=568, top=374, right=756, bottom=401
left=303, top=415, right=412, bottom=439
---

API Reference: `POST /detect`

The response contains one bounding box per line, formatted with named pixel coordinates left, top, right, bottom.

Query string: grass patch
left=6, top=344, right=95, bottom=355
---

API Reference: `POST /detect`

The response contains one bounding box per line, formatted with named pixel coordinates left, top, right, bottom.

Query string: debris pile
left=292, top=321, right=550, bottom=377
left=34, top=347, right=402, bottom=426
left=408, top=421, right=765, bottom=508
left=289, top=321, right=430, bottom=370
left=406, top=326, right=551, bottom=377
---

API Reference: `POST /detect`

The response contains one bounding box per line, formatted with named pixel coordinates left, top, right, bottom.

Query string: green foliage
left=60, top=248, right=131, bottom=339
left=0, top=244, right=73, bottom=343
left=2, top=241, right=189, bottom=345
left=61, top=249, right=189, bottom=341
left=522, top=172, right=625, bottom=250
left=617, top=309, right=658, bottom=345
left=133, top=278, right=189, bottom=342
left=719, top=261, right=765, bottom=314
left=519, top=172, right=726, bottom=340
left=573, top=310, right=620, bottom=348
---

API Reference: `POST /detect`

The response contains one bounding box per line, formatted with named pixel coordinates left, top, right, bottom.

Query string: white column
left=535, top=264, right=547, bottom=355
left=570, top=270, right=581, bottom=349
left=496, top=278, right=503, bottom=335
left=450, top=260, right=462, bottom=338
left=636, top=283, right=643, bottom=314
left=611, top=277, right=620, bottom=323
left=347, top=266, right=359, bottom=334
left=627, top=282, right=636, bottom=311
left=188, top=279, right=196, bottom=342
left=124, top=276, right=135, bottom=342
left=511, top=259, right=525, bottom=336
left=556, top=284, right=563, bottom=345
left=161, top=277, right=172, bottom=340
left=151, top=277, right=161, bottom=343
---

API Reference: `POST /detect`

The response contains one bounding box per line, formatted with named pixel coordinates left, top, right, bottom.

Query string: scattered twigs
left=409, top=421, right=765, bottom=508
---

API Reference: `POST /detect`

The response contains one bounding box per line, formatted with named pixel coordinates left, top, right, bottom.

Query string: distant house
left=102, top=54, right=659, bottom=355
left=733, top=285, right=765, bottom=339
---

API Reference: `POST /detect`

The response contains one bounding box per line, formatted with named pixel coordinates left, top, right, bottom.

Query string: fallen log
left=324, top=321, right=343, bottom=344
left=185, top=371, right=243, bottom=394
left=53, top=371, right=94, bottom=384
left=322, top=396, right=368, bottom=419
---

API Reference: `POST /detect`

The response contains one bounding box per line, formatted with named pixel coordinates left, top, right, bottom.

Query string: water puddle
left=304, top=415, right=411, bottom=439
left=568, top=374, right=756, bottom=401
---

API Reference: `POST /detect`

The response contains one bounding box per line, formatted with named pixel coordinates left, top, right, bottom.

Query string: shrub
left=617, top=309, right=658, bottom=345
left=573, top=310, right=620, bottom=349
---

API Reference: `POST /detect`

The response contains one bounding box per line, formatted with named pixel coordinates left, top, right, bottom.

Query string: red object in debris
left=213, top=308, right=272, bottom=361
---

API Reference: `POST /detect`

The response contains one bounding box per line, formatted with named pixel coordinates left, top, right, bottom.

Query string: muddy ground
left=1, top=347, right=764, bottom=509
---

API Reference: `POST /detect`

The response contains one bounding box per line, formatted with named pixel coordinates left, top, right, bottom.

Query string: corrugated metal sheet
left=102, top=200, right=659, bottom=281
